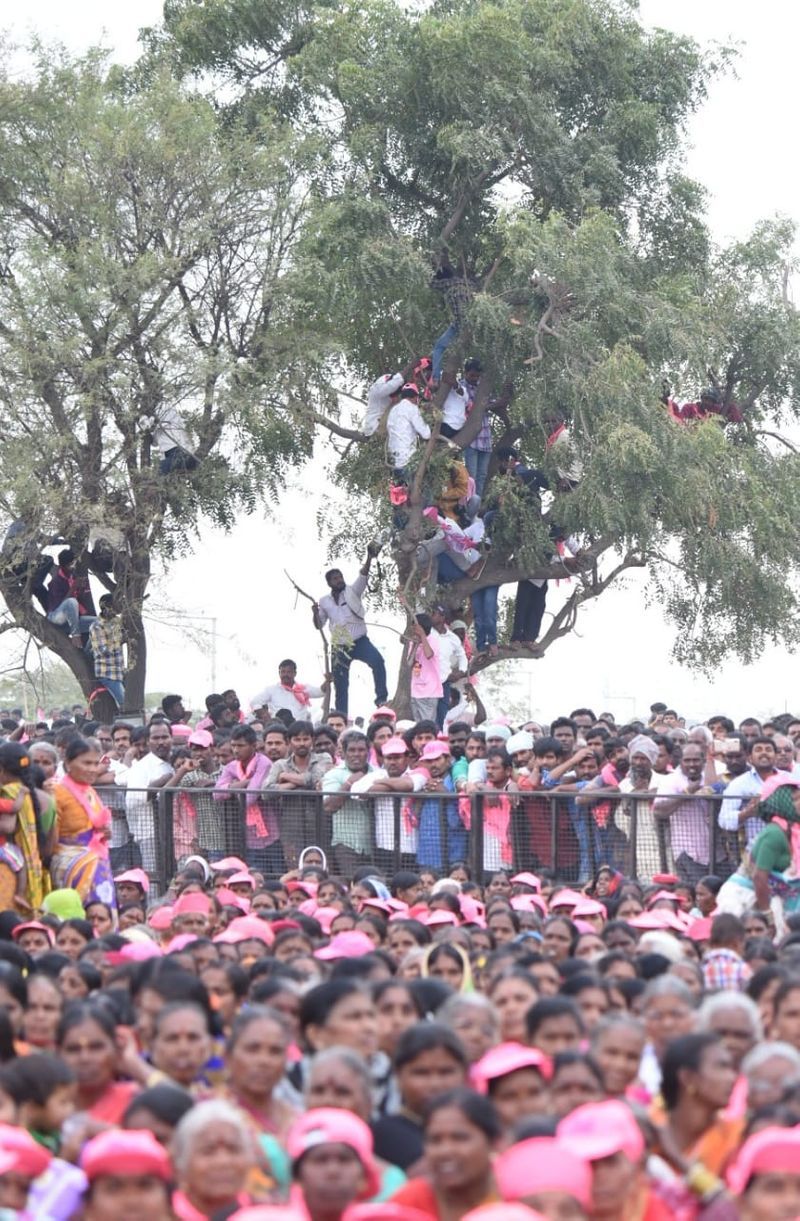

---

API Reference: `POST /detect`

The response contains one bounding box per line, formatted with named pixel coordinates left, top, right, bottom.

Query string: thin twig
left=284, top=570, right=332, bottom=716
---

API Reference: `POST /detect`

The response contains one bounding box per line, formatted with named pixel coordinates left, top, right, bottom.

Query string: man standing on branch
left=312, top=547, right=388, bottom=716
left=88, top=596, right=127, bottom=710
left=251, top=660, right=329, bottom=721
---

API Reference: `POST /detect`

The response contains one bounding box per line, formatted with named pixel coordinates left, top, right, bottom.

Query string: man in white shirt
left=123, top=721, right=176, bottom=873
left=431, top=607, right=468, bottom=728
left=312, top=546, right=388, bottom=716
left=718, top=736, right=781, bottom=848
left=251, top=659, right=328, bottom=720
left=387, top=385, right=431, bottom=474
left=362, top=372, right=405, bottom=436
left=140, top=405, right=198, bottom=475
left=349, top=735, right=426, bottom=871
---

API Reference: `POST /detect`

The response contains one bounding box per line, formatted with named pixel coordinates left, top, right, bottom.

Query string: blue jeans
left=569, top=805, right=593, bottom=883
left=331, top=635, right=388, bottom=715
left=465, top=446, right=491, bottom=498
left=97, top=678, right=125, bottom=707
left=432, top=323, right=459, bottom=381
left=160, top=446, right=198, bottom=475
left=47, top=598, right=97, bottom=637
left=471, top=586, right=499, bottom=650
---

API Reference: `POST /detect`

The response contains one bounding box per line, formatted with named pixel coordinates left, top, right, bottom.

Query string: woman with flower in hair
left=0, top=741, right=47, bottom=911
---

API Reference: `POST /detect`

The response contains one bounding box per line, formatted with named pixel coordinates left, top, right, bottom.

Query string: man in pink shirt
left=409, top=613, right=442, bottom=722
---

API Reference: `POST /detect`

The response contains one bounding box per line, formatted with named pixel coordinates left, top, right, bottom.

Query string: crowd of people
left=0, top=688, right=797, bottom=1218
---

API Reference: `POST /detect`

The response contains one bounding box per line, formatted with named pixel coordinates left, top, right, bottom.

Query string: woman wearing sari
left=51, top=737, right=116, bottom=911
left=0, top=742, right=47, bottom=912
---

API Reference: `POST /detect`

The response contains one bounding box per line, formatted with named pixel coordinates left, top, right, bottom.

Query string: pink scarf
left=282, top=682, right=310, bottom=707
left=235, top=759, right=267, bottom=838
left=458, top=789, right=512, bottom=864
left=60, top=775, right=110, bottom=856
left=545, top=422, right=565, bottom=449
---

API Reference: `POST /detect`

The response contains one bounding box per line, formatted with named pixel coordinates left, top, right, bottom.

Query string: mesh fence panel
left=98, top=787, right=747, bottom=893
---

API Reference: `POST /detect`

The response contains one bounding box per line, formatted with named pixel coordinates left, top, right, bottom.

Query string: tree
left=0, top=49, right=314, bottom=710
left=155, top=0, right=800, bottom=710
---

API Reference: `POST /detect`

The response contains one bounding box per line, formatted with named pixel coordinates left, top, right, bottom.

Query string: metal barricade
left=97, top=785, right=748, bottom=895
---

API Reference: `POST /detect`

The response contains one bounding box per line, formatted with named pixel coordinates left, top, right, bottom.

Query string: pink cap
left=424, top=910, right=459, bottom=927
left=148, top=906, right=174, bottom=931
left=760, top=772, right=800, bottom=801
left=472, top=1042, right=552, bottom=1093
left=173, top=892, right=212, bottom=916
left=215, top=887, right=250, bottom=913
left=646, top=890, right=680, bottom=909
left=628, top=910, right=684, bottom=933
left=548, top=889, right=584, bottom=910
left=372, top=706, right=397, bottom=722
left=511, top=894, right=548, bottom=917
left=209, top=856, right=249, bottom=872
left=229, top=1209, right=306, bottom=1220
left=114, top=868, right=151, bottom=894
left=105, top=941, right=163, bottom=965
left=572, top=898, right=606, bottom=919
left=727, top=1125, right=800, bottom=1195
left=315, top=931, right=376, bottom=960
left=306, top=906, right=340, bottom=936
left=224, top=916, right=275, bottom=946
left=687, top=917, right=713, bottom=942
left=81, top=1128, right=171, bottom=1181
left=342, top=1205, right=434, bottom=1221
left=573, top=919, right=596, bottom=935
left=459, top=895, right=486, bottom=926
left=462, top=1207, right=546, bottom=1221
left=360, top=897, right=393, bottom=915
left=558, top=1100, right=644, bottom=1164
left=381, top=736, right=410, bottom=756
left=286, top=879, right=318, bottom=897
left=495, top=1137, right=592, bottom=1209
left=0, top=1123, right=53, bottom=1177
left=165, top=934, right=199, bottom=954
left=287, top=1109, right=380, bottom=1200
left=227, top=871, right=256, bottom=887
left=11, top=921, right=55, bottom=946
left=419, top=740, right=450, bottom=761
left=510, top=872, right=541, bottom=892
left=189, top=729, right=214, bottom=748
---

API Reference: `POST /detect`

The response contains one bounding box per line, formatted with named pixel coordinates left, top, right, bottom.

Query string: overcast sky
left=3, top=1, right=799, bottom=723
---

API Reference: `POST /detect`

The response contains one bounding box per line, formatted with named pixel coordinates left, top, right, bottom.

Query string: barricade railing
left=97, top=786, right=749, bottom=895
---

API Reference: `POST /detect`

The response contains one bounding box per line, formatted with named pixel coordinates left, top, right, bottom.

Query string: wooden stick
left=284, top=570, right=332, bottom=717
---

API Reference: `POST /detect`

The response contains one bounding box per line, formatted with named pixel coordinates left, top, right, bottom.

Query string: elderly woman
left=437, top=993, right=500, bottom=1065
left=741, top=1042, right=800, bottom=1112
left=172, top=1099, right=255, bottom=1219
left=696, top=992, right=762, bottom=1122
left=304, top=1047, right=406, bottom=1200
left=639, top=976, right=698, bottom=1099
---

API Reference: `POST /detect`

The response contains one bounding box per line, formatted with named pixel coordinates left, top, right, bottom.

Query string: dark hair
left=0, top=962, right=27, bottom=1008
left=300, top=980, right=367, bottom=1038
left=263, top=721, right=289, bottom=740
left=287, top=721, right=314, bottom=738
left=122, top=1083, right=194, bottom=1130
left=131, top=963, right=217, bottom=1033
left=66, top=960, right=103, bottom=994
left=30, top=952, right=71, bottom=980
left=559, top=973, right=606, bottom=1001
left=152, top=1000, right=212, bottom=1039
left=0, top=742, right=47, bottom=860
left=161, top=695, right=183, bottom=716
left=552, top=1048, right=605, bottom=1088
left=771, top=978, right=800, bottom=1018
left=525, top=996, right=585, bottom=1042
left=423, top=1087, right=501, bottom=1142
left=230, top=725, right=257, bottom=745
left=0, top=1052, right=75, bottom=1105
left=227, top=1004, right=289, bottom=1053
left=391, top=871, right=421, bottom=894
left=661, top=1032, right=722, bottom=1110
left=57, top=999, right=117, bottom=1046
left=56, top=918, right=94, bottom=944
left=533, top=736, right=564, bottom=759
left=747, top=964, right=789, bottom=1003
left=550, top=717, right=577, bottom=736
left=63, top=736, right=98, bottom=763
left=709, top=913, right=745, bottom=948
left=570, top=708, right=597, bottom=722
left=394, top=1022, right=468, bottom=1072
left=427, top=943, right=465, bottom=975
left=486, top=748, right=512, bottom=770
left=698, top=875, right=723, bottom=896
left=387, top=919, right=431, bottom=947
left=372, top=978, right=423, bottom=1015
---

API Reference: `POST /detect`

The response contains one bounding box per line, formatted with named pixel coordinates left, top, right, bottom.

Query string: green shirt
left=323, top=764, right=373, bottom=854
left=751, top=822, right=791, bottom=874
